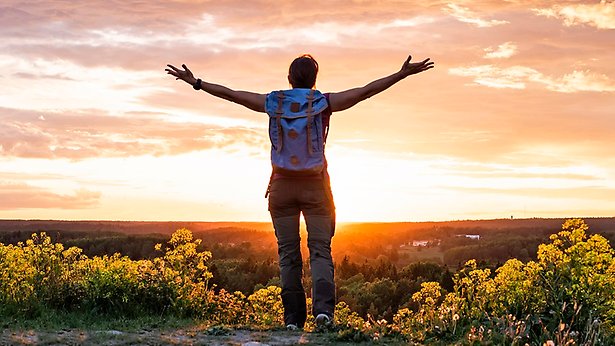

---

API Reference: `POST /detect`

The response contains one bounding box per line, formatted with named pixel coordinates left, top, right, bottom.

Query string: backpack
left=265, top=88, right=329, bottom=176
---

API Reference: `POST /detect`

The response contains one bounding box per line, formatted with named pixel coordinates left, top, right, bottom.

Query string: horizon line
left=1, top=216, right=612, bottom=224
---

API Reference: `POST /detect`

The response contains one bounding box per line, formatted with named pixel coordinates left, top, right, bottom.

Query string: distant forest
left=1, top=217, right=614, bottom=321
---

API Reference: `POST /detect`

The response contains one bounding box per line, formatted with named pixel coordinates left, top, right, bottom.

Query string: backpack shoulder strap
left=306, top=89, right=315, bottom=155
left=323, top=92, right=331, bottom=143
left=275, top=91, right=285, bottom=153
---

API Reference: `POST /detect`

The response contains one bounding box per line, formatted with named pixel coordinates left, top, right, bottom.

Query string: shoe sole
left=315, top=315, right=331, bottom=330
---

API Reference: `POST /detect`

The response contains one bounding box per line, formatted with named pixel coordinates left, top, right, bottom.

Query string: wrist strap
left=193, top=78, right=202, bottom=90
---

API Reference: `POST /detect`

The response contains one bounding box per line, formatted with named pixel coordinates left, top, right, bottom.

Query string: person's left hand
left=400, top=55, right=434, bottom=77
left=165, top=64, right=197, bottom=85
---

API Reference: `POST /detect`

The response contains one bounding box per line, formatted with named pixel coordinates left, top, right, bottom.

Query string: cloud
left=0, top=107, right=268, bottom=159
left=12, top=72, right=75, bottom=81
left=449, top=65, right=535, bottom=89
left=0, top=172, right=72, bottom=181
left=0, top=1, right=444, bottom=82
left=536, top=70, right=615, bottom=93
left=533, top=1, right=615, bottom=29
left=0, top=1, right=438, bottom=44
left=444, top=3, right=509, bottom=27
left=0, top=183, right=101, bottom=210
left=430, top=160, right=604, bottom=185
left=444, top=185, right=615, bottom=201
left=484, top=42, right=517, bottom=59
left=449, top=65, right=615, bottom=92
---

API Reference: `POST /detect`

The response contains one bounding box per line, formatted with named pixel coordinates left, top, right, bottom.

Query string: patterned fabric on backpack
left=265, top=89, right=329, bottom=176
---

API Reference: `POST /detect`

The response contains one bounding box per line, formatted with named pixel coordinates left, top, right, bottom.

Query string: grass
left=1, top=311, right=408, bottom=345
left=1, top=310, right=196, bottom=332
left=1, top=312, right=190, bottom=345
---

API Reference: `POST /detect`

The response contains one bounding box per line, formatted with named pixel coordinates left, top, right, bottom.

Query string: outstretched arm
left=328, top=54, right=434, bottom=112
left=165, top=64, right=266, bottom=113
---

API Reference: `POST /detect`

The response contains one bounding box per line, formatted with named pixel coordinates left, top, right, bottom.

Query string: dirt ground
left=1, top=328, right=404, bottom=345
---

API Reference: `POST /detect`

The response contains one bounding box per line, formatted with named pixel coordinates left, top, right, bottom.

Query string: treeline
left=0, top=220, right=273, bottom=234
left=0, top=228, right=277, bottom=260
left=208, top=252, right=454, bottom=322
left=442, top=235, right=542, bottom=264
left=2, top=220, right=614, bottom=269
left=333, top=222, right=615, bottom=266
left=335, top=257, right=453, bottom=321
left=2, top=218, right=613, bottom=267
left=0, top=230, right=169, bottom=259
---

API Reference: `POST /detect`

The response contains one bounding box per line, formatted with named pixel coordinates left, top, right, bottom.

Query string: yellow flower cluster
left=0, top=228, right=216, bottom=317
left=390, top=218, right=615, bottom=344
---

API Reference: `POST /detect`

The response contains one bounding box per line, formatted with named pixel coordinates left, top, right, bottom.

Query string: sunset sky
left=1, top=1, right=614, bottom=222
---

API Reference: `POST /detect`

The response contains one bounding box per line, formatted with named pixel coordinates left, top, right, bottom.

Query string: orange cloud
left=0, top=107, right=267, bottom=159
left=484, top=42, right=517, bottom=59
left=536, top=70, right=615, bottom=93
left=534, top=1, right=615, bottom=29
left=0, top=183, right=100, bottom=210
left=448, top=65, right=536, bottom=89
left=449, top=65, right=615, bottom=92
left=444, top=3, right=509, bottom=27
left=444, top=185, right=615, bottom=201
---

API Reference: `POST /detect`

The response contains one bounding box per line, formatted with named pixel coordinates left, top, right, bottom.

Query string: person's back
left=165, top=53, right=434, bottom=329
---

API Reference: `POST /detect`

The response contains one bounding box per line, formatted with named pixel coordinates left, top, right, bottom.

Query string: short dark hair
left=288, top=54, right=319, bottom=89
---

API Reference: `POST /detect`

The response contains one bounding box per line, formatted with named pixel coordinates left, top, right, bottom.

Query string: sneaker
left=315, top=313, right=332, bottom=329
left=286, top=323, right=299, bottom=331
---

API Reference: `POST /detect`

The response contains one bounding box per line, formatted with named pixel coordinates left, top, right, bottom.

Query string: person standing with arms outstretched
left=166, top=53, right=434, bottom=330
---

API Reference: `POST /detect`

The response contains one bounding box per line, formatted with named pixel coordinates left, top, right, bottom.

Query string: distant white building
left=399, top=239, right=440, bottom=248
left=412, top=240, right=430, bottom=247
left=455, top=234, right=481, bottom=240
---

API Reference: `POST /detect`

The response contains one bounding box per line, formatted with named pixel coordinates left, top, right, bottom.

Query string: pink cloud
left=444, top=185, right=615, bottom=201
left=444, top=3, right=509, bottom=27
left=449, top=64, right=615, bottom=92
left=0, top=182, right=100, bottom=210
left=484, top=42, right=517, bottom=59
left=0, top=107, right=267, bottom=159
left=534, top=1, right=615, bottom=29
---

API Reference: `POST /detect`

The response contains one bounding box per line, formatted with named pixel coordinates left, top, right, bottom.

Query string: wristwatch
left=193, top=78, right=202, bottom=90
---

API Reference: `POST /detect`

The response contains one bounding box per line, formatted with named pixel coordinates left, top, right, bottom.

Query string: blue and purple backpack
left=265, top=88, right=329, bottom=176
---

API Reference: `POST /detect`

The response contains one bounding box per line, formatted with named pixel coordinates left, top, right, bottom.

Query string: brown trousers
left=268, top=177, right=335, bottom=328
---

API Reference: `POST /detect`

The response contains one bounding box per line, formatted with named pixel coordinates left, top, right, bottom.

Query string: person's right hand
left=165, top=64, right=197, bottom=85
